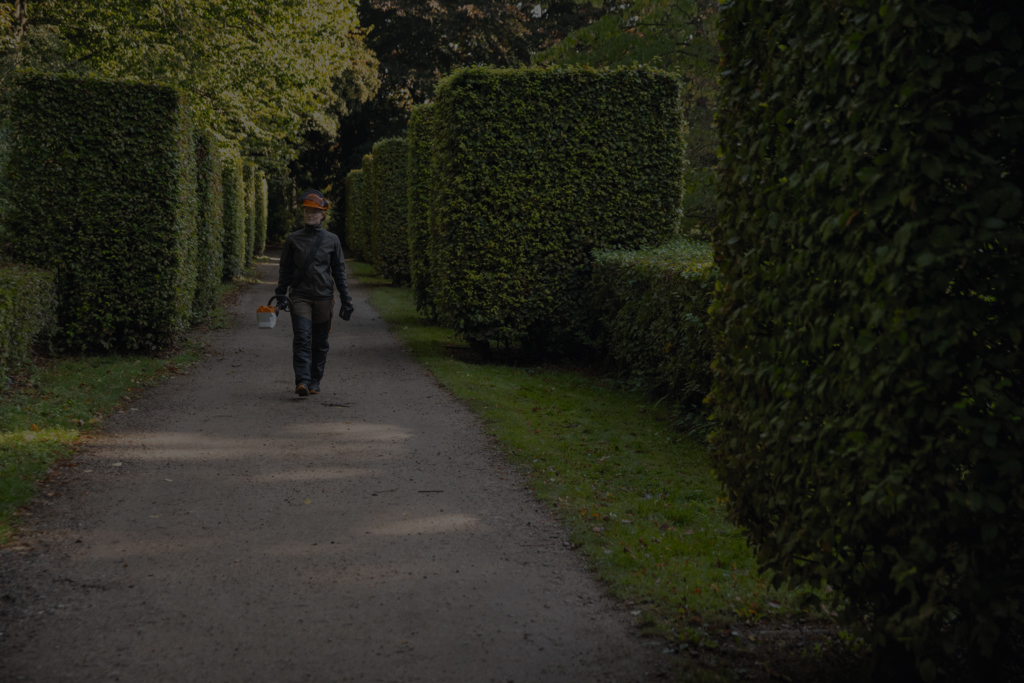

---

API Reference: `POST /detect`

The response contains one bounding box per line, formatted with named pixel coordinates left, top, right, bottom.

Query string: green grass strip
left=351, top=261, right=803, bottom=645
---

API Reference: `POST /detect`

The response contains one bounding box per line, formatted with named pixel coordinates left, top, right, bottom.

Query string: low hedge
left=357, top=154, right=375, bottom=264
left=370, top=137, right=410, bottom=284
left=221, top=151, right=246, bottom=279
left=192, top=131, right=224, bottom=324
left=0, top=264, right=55, bottom=382
left=6, top=71, right=199, bottom=352
left=429, top=66, right=685, bottom=350
left=254, top=169, right=268, bottom=256
left=407, top=104, right=436, bottom=316
left=344, top=169, right=364, bottom=258
left=589, top=239, right=715, bottom=410
left=713, top=0, right=1024, bottom=674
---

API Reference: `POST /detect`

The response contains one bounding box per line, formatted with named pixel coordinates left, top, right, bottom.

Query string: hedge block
left=712, top=1, right=1024, bottom=671
left=370, top=137, right=410, bottom=284
left=430, top=65, right=685, bottom=349
left=589, top=239, right=715, bottom=408
left=0, top=264, right=54, bottom=381
left=192, top=131, right=224, bottom=324
left=6, top=71, right=198, bottom=352
left=407, top=103, right=436, bottom=316
left=344, top=169, right=364, bottom=258
left=221, top=152, right=246, bottom=279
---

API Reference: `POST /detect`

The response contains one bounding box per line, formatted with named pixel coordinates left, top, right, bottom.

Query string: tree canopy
left=1, top=0, right=379, bottom=168
left=291, top=0, right=605, bottom=192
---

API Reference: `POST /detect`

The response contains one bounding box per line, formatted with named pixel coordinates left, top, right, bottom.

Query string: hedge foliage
left=192, top=131, right=224, bottom=324
left=429, top=66, right=685, bottom=348
left=0, top=264, right=55, bottom=381
left=407, top=104, right=436, bottom=316
left=242, top=161, right=256, bottom=266
left=357, top=154, right=375, bottom=265
left=589, top=239, right=715, bottom=409
left=254, top=170, right=268, bottom=256
left=6, top=71, right=199, bottom=352
left=221, top=151, right=246, bottom=279
left=370, top=137, right=410, bottom=284
left=712, top=1, right=1024, bottom=673
left=344, top=169, right=364, bottom=258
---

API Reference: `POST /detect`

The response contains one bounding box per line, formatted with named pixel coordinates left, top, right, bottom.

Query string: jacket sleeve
left=276, top=238, right=294, bottom=297
left=329, top=239, right=350, bottom=301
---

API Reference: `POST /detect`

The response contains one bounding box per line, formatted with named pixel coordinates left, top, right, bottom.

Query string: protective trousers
left=290, top=297, right=334, bottom=388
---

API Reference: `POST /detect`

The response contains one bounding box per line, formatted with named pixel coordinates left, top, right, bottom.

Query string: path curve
left=0, top=256, right=667, bottom=682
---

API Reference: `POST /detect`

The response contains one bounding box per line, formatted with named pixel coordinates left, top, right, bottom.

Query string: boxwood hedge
left=0, top=264, right=54, bottom=382
left=254, top=170, right=268, bottom=256
left=7, top=71, right=199, bottom=352
left=407, top=104, right=436, bottom=316
left=221, top=151, right=246, bottom=279
left=370, top=137, right=410, bottom=284
left=712, top=1, right=1024, bottom=673
left=242, top=161, right=256, bottom=266
left=357, top=154, right=375, bottom=264
left=344, top=169, right=364, bottom=258
left=589, top=239, right=715, bottom=411
left=192, top=131, right=224, bottom=324
left=430, top=66, right=685, bottom=349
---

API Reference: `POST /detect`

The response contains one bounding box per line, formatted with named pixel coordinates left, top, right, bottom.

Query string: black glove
left=340, top=300, right=354, bottom=321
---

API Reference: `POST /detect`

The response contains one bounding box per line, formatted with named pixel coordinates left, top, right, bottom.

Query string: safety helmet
left=299, top=189, right=329, bottom=211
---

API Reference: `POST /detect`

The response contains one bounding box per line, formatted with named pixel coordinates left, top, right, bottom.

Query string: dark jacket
left=275, top=223, right=350, bottom=301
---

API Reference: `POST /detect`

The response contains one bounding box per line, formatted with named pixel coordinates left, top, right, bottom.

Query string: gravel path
left=0, top=257, right=668, bottom=682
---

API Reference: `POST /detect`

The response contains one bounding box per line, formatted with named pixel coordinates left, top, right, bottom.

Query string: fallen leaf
left=30, top=423, right=40, bottom=431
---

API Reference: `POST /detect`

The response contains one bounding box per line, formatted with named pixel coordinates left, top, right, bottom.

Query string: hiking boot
left=309, top=383, right=320, bottom=395
left=295, top=383, right=310, bottom=397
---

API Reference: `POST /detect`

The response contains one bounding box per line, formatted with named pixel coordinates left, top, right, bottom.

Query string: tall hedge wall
left=589, top=240, right=715, bottom=410
left=221, top=152, right=246, bottom=279
left=242, top=161, right=256, bottom=266
left=357, top=154, right=375, bottom=264
left=407, top=104, right=436, bottom=316
left=712, top=1, right=1024, bottom=673
left=344, top=169, right=364, bottom=258
left=254, top=170, right=268, bottom=256
left=0, top=264, right=54, bottom=381
left=430, top=66, right=684, bottom=349
left=370, top=137, right=410, bottom=284
left=192, top=131, right=224, bottom=324
left=6, top=71, right=199, bottom=352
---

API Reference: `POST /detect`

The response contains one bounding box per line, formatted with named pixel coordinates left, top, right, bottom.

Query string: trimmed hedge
left=430, top=66, right=685, bottom=349
left=344, top=169, right=364, bottom=258
left=712, top=1, right=1024, bottom=673
left=7, top=71, right=199, bottom=352
left=0, top=264, right=54, bottom=381
left=357, top=154, right=375, bottom=264
left=192, top=131, right=224, bottom=324
left=370, top=137, right=410, bottom=284
left=589, top=240, right=715, bottom=409
left=254, top=170, right=268, bottom=256
left=221, top=151, right=246, bottom=279
left=407, top=103, right=436, bottom=316
left=242, top=161, right=256, bottom=266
